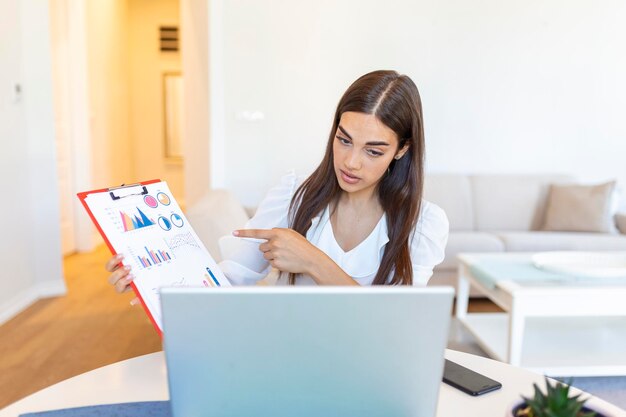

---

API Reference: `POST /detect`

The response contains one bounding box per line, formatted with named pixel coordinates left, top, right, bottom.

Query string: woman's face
left=332, top=111, right=408, bottom=197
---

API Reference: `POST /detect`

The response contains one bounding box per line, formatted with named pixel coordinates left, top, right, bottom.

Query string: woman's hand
left=104, top=254, right=139, bottom=305
left=233, top=228, right=322, bottom=275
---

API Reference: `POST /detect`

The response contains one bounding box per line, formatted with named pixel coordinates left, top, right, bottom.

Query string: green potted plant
left=508, top=377, right=613, bottom=417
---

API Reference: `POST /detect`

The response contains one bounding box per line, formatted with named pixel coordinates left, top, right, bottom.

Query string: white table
left=455, top=253, right=626, bottom=376
left=1, top=350, right=624, bottom=417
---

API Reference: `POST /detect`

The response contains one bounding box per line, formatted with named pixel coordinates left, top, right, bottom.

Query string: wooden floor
left=0, top=246, right=501, bottom=409
left=0, top=245, right=161, bottom=409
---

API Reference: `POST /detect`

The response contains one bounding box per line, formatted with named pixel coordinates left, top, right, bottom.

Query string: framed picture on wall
left=163, top=72, right=183, bottom=161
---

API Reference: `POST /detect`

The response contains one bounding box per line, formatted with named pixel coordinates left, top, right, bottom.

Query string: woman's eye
left=367, top=149, right=383, bottom=157
left=337, top=136, right=350, bottom=145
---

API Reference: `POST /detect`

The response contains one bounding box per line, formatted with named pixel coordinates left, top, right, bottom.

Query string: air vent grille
left=159, top=26, right=179, bottom=52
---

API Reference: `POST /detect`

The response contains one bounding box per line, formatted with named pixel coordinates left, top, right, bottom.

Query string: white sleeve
left=410, top=201, right=450, bottom=286
left=218, top=172, right=302, bottom=285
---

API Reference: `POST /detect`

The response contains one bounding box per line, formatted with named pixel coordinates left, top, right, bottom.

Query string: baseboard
left=36, top=279, right=67, bottom=298
left=0, top=281, right=67, bottom=326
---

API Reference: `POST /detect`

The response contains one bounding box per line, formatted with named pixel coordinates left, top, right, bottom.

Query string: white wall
left=181, top=0, right=211, bottom=207
left=0, top=0, right=66, bottom=324
left=211, top=0, right=626, bottom=207
left=66, top=0, right=183, bottom=252
left=86, top=0, right=133, bottom=189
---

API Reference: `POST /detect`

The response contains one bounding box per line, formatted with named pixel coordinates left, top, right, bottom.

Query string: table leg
left=507, top=303, right=525, bottom=366
left=455, top=264, right=470, bottom=320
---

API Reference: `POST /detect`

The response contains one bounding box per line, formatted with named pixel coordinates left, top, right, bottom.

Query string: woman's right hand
left=105, top=254, right=139, bottom=305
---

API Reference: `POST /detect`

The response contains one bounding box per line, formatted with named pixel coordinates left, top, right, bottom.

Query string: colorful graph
left=165, top=232, right=200, bottom=251
left=157, top=192, right=171, bottom=206
left=137, top=246, right=173, bottom=268
left=171, top=213, right=184, bottom=228
left=144, top=195, right=158, bottom=208
left=204, top=267, right=221, bottom=287
left=158, top=216, right=172, bottom=231
left=120, top=208, right=155, bottom=232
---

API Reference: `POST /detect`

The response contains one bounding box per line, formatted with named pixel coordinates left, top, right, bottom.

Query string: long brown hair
left=288, top=70, right=425, bottom=285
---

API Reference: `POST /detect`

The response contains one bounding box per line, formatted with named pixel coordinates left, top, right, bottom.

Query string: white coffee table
left=455, top=252, right=626, bottom=376
left=1, top=350, right=624, bottom=417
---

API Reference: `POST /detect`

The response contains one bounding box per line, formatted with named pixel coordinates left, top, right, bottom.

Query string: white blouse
left=218, top=172, right=449, bottom=286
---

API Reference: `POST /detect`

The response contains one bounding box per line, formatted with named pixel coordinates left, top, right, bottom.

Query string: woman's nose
left=345, top=149, right=361, bottom=170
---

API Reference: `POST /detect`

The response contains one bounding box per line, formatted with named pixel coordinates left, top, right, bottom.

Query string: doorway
left=50, top=0, right=191, bottom=254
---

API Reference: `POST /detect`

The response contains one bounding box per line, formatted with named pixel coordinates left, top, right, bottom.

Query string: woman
left=106, top=70, right=448, bottom=291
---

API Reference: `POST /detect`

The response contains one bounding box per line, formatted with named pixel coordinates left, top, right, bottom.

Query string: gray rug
left=554, top=376, right=626, bottom=411
left=447, top=319, right=626, bottom=410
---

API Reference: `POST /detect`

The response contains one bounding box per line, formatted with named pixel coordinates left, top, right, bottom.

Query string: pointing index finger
left=233, top=229, right=274, bottom=240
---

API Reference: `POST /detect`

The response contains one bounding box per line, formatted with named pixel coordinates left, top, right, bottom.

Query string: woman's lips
left=340, top=169, right=360, bottom=184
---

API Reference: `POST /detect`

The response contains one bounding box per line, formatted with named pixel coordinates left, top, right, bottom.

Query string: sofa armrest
left=616, top=213, right=626, bottom=234
left=186, top=190, right=250, bottom=261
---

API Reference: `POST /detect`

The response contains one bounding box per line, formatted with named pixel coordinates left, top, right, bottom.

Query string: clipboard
left=78, top=180, right=230, bottom=335
left=78, top=180, right=161, bottom=334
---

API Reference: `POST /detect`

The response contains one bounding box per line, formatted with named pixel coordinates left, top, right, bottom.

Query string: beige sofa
left=423, top=174, right=626, bottom=293
left=187, top=174, right=626, bottom=291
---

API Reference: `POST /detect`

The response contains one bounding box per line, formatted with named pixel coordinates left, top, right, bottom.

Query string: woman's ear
left=394, top=143, right=410, bottom=160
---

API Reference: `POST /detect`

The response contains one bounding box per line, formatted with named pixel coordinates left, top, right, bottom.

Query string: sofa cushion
left=542, top=181, right=618, bottom=233
left=437, top=232, right=505, bottom=270
left=470, top=174, right=574, bottom=231
left=424, top=175, right=474, bottom=231
left=495, top=231, right=626, bottom=252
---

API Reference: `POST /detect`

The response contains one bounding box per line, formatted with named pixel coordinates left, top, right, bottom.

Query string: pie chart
left=158, top=216, right=172, bottom=231
left=157, top=192, right=171, bottom=206
left=171, top=213, right=184, bottom=228
left=144, top=195, right=158, bottom=208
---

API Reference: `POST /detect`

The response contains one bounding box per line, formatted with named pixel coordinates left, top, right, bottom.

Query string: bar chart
left=134, top=246, right=173, bottom=268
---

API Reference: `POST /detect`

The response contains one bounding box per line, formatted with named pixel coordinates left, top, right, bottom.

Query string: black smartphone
left=442, top=359, right=502, bottom=396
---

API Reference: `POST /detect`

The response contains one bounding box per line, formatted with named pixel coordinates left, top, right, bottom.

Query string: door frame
left=51, top=0, right=96, bottom=253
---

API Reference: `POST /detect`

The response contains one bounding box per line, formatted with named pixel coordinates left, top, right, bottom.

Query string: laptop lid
left=161, top=286, right=453, bottom=417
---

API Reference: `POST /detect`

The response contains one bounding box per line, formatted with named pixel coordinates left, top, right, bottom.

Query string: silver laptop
left=161, top=286, right=453, bottom=417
